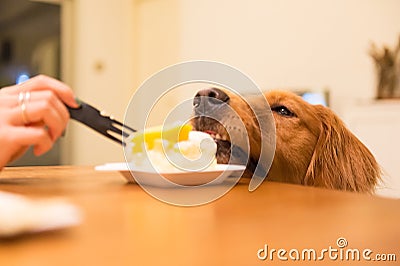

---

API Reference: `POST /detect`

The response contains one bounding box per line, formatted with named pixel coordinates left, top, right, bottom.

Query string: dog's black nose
left=193, top=88, right=230, bottom=108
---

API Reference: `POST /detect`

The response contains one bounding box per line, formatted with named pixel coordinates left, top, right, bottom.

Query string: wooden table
left=0, top=166, right=399, bottom=265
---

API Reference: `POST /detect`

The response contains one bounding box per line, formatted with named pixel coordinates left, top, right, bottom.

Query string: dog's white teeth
left=216, top=134, right=221, bottom=140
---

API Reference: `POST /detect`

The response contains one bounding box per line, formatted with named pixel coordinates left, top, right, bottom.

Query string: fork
left=66, top=98, right=136, bottom=146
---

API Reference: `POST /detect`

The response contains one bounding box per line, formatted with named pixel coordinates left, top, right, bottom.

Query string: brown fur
left=192, top=90, right=381, bottom=193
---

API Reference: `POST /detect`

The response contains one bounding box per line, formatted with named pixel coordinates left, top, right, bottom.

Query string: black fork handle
left=66, top=99, right=136, bottom=145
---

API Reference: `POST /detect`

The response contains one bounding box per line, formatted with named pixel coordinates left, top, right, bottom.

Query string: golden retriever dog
left=191, top=88, right=381, bottom=193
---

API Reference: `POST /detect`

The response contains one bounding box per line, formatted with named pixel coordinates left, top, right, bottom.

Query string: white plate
left=95, top=163, right=246, bottom=187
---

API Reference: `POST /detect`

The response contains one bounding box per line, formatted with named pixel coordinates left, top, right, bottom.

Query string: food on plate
left=126, top=123, right=217, bottom=172
left=130, top=123, right=192, bottom=153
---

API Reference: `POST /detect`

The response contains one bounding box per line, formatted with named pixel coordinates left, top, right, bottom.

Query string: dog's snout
left=193, top=88, right=230, bottom=107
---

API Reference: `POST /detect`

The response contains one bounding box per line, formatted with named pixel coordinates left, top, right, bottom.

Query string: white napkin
left=0, top=191, right=82, bottom=237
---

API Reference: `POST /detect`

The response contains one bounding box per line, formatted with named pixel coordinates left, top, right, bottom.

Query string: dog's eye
left=271, top=105, right=295, bottom=117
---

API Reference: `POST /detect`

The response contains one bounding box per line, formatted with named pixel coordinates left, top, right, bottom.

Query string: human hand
left=0, top=75, right=78, bottom=168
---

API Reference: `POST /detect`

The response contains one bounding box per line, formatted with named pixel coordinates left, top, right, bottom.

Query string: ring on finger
left=18, top=91, right=31, bottom=125
left=18, top=91, right=31, bottom=103
left=20, top=102, right=29, bottom=125
left=25, top=91, right=31, bottom=102
left=18, top=91, right=25, bottom=104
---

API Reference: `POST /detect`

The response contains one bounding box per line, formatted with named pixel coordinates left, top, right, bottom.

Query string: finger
left=0, top=93, right=19, bottom=108
left=18, top=75, right=78, bottom=108
left=9, top=146, right=29, bottom=163
left=9, top=97, right=68, bottom=141
left=28, top=90, right=70, bottom=125
left=0, top=84, right=19, bottom=95
left=8, top=126, right=53, bottom=156
left=25, top=100, right=68, bottom=141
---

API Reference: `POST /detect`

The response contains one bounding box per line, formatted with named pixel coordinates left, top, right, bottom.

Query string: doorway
left=0, top=0, right=61, bottom=166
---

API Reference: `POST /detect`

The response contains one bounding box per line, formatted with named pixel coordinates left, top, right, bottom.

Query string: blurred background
left=1, top=0, right=399, bottom=196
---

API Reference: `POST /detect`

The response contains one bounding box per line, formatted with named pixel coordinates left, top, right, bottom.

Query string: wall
left=62, top=0, right=135, bottom=164
left=178, top=0, right=400, bottom=112
left=133, top=0, right=181, bottom=88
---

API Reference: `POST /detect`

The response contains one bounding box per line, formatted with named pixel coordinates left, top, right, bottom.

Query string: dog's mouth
left=205, top=131, right=232, bottom=163
left=190, top=118, right=232, bottom=164
left=203, top=130, right=229, bottom=142
left=190, top=88, right=260, bottom=175
left=198, top=125, right=259, bottom=177
left=190, top=117, right=257, bottom=174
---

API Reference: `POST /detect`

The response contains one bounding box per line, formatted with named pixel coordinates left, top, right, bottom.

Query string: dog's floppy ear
left=304, top=105, right=380, bottom=193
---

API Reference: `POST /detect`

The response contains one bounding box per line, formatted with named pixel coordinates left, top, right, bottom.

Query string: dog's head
left=191, top=88, right=380, bottom=193
left=190, top=88, right=272, bottom=178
